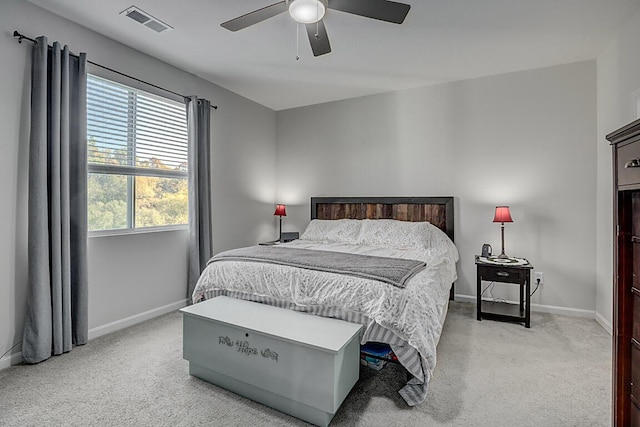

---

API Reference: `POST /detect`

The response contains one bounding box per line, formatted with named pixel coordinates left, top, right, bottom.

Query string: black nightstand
left=260, top=232, right=299, bottom=246
left=475, top=255, right=533, bottom=328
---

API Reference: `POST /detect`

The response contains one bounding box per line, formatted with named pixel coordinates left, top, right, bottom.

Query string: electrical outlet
left=535, top=272, right=544, bottom=285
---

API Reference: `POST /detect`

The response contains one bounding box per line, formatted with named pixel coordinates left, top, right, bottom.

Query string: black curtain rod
left=13, top=30, right=218, bottom=110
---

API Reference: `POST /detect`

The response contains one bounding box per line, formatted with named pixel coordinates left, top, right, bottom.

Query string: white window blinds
left=87, top=74, right=187, bottom=178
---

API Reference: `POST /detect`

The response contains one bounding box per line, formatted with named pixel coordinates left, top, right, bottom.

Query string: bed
left=191, top=196, right=458, bottom=406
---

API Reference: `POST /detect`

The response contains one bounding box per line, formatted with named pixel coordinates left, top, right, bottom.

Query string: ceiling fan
left=221, top=0, right=411, bottom=57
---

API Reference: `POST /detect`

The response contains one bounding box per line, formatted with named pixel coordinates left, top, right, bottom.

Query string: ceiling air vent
left=120, top=6, right=173, bottom=33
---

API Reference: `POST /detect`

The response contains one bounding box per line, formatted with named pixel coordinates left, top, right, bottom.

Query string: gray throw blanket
left=208, top=246, right=426, bottom=289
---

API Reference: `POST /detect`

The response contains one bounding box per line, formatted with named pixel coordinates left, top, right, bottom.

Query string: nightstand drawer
left=478, top=266, right=524, bottom=283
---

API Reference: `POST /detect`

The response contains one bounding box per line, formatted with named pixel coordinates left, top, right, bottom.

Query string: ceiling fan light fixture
left=289, top=0, right=326, bottom=24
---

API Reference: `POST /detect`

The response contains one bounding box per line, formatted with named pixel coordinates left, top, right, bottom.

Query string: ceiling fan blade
left=221, top=1, right=288, bottom=31
left=328, top=0, right=410, bottom=24
left=306, top=20, right=332, bottom=57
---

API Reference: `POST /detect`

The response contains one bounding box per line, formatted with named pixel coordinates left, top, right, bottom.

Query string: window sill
left=89, top=225, right=188, bottom=238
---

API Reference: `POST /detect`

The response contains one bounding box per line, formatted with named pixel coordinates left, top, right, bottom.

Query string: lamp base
left=497, top=223, right=509, bottom=259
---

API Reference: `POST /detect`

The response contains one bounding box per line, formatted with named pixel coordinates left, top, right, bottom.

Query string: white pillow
left=300, top=219, right=362, bottom=244
left=358, top=219, right=432, bottom=250
left=357, top=219, right=459, bottom=261
left=427, top=224, right=460, bottom=262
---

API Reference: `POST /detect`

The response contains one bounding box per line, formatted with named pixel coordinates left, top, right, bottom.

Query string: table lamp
left=493, top=206, right=513, bottom=259
left=274, top=204, right=286, bottom=242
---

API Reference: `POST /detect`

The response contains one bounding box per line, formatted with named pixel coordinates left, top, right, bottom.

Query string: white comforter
left=192, top=238, right=458, bottom=403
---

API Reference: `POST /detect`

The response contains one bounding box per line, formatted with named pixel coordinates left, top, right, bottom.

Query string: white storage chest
left=181, top=296, right=363, bottom=426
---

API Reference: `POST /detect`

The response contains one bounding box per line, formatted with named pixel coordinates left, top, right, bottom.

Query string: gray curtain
left=22, top=37, right=88, bottom=364
left=186, top=97, right=213, bottom=300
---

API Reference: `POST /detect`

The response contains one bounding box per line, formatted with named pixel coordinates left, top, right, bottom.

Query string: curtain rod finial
left=13, top=30, right=36, bottom=45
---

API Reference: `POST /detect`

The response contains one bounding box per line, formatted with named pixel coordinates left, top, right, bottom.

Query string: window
left=87, top=75, right=188, bottom=232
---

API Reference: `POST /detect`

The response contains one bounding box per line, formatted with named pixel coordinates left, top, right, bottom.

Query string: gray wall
left=276, top=61, right=597, bottom=314
left=0, top=0, right=276, bottom=363
left=596, top=6, right=640, bottom=330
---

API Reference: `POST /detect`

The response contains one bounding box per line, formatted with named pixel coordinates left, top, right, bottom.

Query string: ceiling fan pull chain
left=296, top=22, right=300, bottom=61
left=316, top=1, right=319, bottom=38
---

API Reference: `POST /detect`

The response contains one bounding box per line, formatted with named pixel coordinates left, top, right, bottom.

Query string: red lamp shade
left=493, top=206, right=513, bottom=223
left=274, top=204, right=287, bottom=217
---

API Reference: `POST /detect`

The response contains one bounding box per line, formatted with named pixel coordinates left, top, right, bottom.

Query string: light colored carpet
left=0, top=302, right=611, bottom=427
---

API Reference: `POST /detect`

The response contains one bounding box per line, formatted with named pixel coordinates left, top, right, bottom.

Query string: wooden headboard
left=310, top=196, right=456, bottom=301
left=310, top=196, right=454, bottom=242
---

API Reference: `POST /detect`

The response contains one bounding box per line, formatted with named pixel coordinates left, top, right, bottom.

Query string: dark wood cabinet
left=607, top=118, right=640, bottom=426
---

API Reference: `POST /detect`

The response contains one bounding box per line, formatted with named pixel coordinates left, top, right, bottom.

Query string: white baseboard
left=88, top=299, right=188, bottom=341
left=454, top=294, right=596, bottom=319
left=0, top=350, right=23, bottom=370
left=1, top=299, right=188, bottom=371
left=594, top=312, right=613, bottom=335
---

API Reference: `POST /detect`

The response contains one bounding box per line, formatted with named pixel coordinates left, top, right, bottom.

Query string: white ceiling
left=27, top=0, right=640, bottom=111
